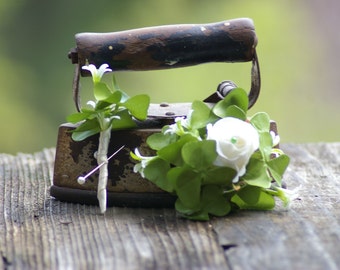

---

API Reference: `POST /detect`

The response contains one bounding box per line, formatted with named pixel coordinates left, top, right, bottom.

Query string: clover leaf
left=243, top=157, right=272, bottom=188
left=203, top=166, right=236, bottom=186
left=146, top=131, right=177, bottom=151
left=224, top=105, right=247, bottom=120
left=94, top=81, right=112, bottom=100
left=199, top=185, right=231, bottom=217
left=250, top=112, right=271, bottom=133
left=267, top=154, right=290, bottom=186
left=143, top=157, right=173, bottom=192
left=110, top=109, right=137, bottom=129
left=176, top=185, right=231, bottom=221
left=67, top=111, right=94, bottom=123
left=168, top=166, right=201, bottom=209
left=190, top=100, right=218, bottom=129
left=122, top=94, right=150, bottom=120
left=231, top=186, right=275, bottom=210
left=157, top=134, right=197, bottom=166
left=100, top=90, right=122, bottom=105
left=212, top=88, right=248, bottom=119
left=181, top=140, right=217, bottom=171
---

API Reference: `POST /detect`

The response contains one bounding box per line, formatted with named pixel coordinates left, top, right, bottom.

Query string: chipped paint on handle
left=71, top=18, right=257, bottom=75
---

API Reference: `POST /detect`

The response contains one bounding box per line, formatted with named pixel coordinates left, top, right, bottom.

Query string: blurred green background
left=0, top=0, right=339, bottom=154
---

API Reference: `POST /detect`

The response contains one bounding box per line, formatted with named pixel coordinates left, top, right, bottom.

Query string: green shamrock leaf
left=181, top=140, right=217, bottom=171
left=190, top=100, right=218, bottom=129
left=67, top=111, right=94, bottom=123
left=250, top=112, right=271, bottom=133
left=203, top=166, right=236, bottom=186
left=157, top=134, right=197, bottom=166
left=146, top=131, right=177, bottom=151
left=224, top=105, right=247, bottom=120
left=176, top=185, right=231, bottom=221
left=168, top=166, right=201, bottom=209
left=232, top=186, right=275, bottom=210
left=243, top=157, right=272, bottom=188
left=94, top=81, right=112, bottom=101
left=200, top=185, right=231, bottom=217
left=110, top=109, right=137, bottom=129
left=267, top=154, right=290, bottom=186
left=122, top=94, right=150, bottom=120
left=212, top=88, right=248, bottom=118
left=143, top=157, right=173, bottom=192
left=71, top=118, right=101, bottom=141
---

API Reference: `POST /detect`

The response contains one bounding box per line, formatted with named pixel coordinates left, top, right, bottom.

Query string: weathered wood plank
left=0, top=143, right=339, bottom=269
left=212, top=143, right=340, bottom=270
left=0, top=149, right=229, bottom=269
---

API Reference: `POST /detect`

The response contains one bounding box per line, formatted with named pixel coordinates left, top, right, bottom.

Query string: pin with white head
left=77, top=145, right=125, bottom=185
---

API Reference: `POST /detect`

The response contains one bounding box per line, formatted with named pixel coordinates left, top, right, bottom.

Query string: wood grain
left=0, top=143, right=339, bottom=269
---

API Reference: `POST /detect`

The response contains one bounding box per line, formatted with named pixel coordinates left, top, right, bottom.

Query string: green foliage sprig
left=132, top=88, right=290, bottom=220
left=67, top=64, right=150, bottom=141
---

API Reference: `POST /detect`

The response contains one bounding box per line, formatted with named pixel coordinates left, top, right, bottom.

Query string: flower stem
left=97, top=127, right=111, bottom=213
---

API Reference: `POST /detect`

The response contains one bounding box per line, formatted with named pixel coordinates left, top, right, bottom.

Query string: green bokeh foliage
left=0, top=0, right=338, bottom=153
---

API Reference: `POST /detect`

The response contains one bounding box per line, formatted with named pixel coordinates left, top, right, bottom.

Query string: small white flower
left=164, top=118, right=186, bottom=136
left=175, top=110, right=192, bottom=129
left=164, top=111, right=195, bottom=136
left=270, top=130, right=280, bottom=147
left=207, top=117, right=259, bottom=183
left=86, top=100, right=96, bottom=109
left=175, top=116, right=186, bottom=125
left=82, top=64, right=112, bottom=83
left=275, top=186, right=301, bottom=208
left=133, top=148, right=156, bottom=178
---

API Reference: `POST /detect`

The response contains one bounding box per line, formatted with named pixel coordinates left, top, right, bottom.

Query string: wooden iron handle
left=69, top=18, right=257, bottom=75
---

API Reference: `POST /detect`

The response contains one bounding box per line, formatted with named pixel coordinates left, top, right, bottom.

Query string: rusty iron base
left=51, top=121, right=279, bottom=208
left=50, top=185, right=176, bottom=208
left=51, top=121, right=178, bottom=208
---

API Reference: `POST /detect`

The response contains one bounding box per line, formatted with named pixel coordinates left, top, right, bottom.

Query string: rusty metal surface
left=53, top=123, right=164, bottom=193
left=52, top=120, right=279, bottom=207
left=147, top=102, right=215, bottom=119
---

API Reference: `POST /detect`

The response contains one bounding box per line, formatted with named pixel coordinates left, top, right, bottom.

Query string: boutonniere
left=66, top=64, right=150, bottom=213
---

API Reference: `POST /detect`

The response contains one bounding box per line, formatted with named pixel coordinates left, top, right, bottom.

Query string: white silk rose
left=206, top=117, right=259, bottom=183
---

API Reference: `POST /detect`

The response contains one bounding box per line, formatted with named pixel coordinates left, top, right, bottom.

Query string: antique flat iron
left=51, top=18, right=265, bottom=208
